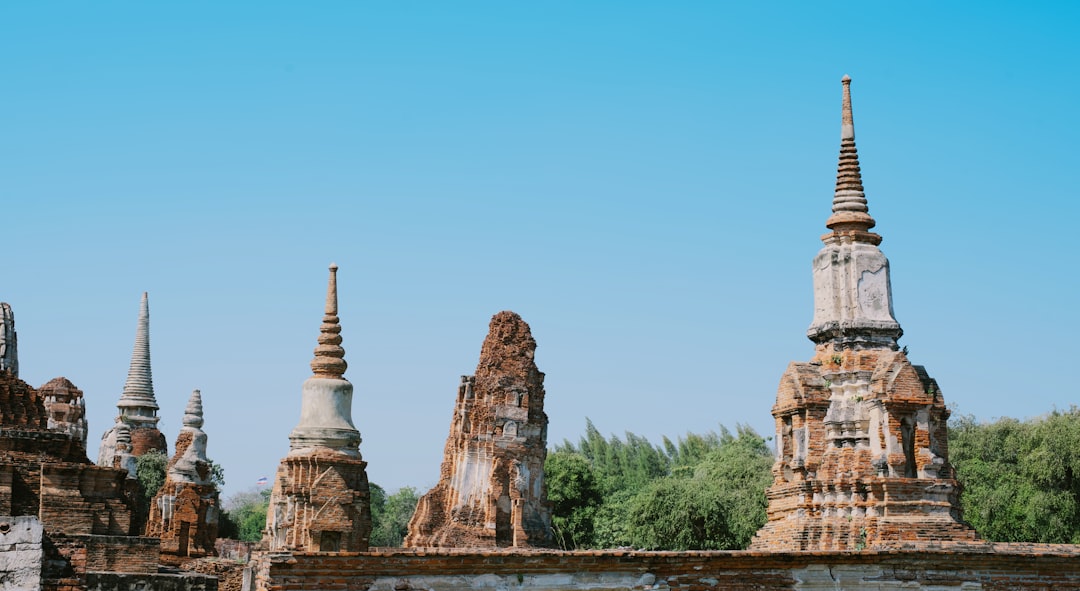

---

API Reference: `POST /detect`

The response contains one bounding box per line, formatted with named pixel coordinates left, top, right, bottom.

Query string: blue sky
left=2, top=2, right=1077, bottom=499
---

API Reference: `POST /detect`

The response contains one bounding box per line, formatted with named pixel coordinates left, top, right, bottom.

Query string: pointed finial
left=841, top=75, right=854, bottom=140
left=824, top=75, right=880, bottom=245
left=183, top=389, right=204, bottom=429
left=119, top=292, right=159, bottom=410
left=310, top=264, right=347, bottom=378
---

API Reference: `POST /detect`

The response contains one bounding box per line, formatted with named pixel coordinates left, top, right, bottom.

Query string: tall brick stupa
left=749, top=76, right=977, bottom=551
left=405, top=311, right=553, bottom=549
left=264, top=264, right=372, bottom=552
left=98, top=292, right=168, bottom=467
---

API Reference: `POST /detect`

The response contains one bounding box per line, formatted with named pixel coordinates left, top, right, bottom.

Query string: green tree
left=548, top=420, right=772, bottom=550
left=950, top=409, right=1080, bottom=543
left=545, top=450, right=602, bottom=549
left=223, top=488, right=271, bottom=542
left=370, top=486, right=420, bottom=547
left=625, top=426, right=771, bottom=550
left=134, top=449, right=169, bottom=520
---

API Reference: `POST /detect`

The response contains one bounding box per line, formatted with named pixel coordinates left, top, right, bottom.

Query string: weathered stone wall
left=183, top=557, right=247, bottom=591
left=82, top=571, right=218, bottom=591
left=0, top=372, right=47, bottom=431
left=40, top=464, right=136, bottom=536
left=0, top=516, right=43, bottom=591
left=250, top=546, right=1080, bottom=590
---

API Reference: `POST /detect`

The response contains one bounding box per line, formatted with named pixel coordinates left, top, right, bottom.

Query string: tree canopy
left=545, top=420, right=773, bottom=550
left=950, top=407, right=1080, bottom=544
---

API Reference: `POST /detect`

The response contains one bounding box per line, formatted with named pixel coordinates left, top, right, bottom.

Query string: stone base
left=265, top=448, right=371, bottom=553
left=248, top=546, right=1080, bottom=591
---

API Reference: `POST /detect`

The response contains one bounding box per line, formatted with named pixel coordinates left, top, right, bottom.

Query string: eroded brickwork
left=146, top=390, right=221, bottom=563
left=250, top=546, right=1080, bottom=591
left=39, top=377, right=89, bottom=456
left=749, top=77, right=976, bottom=551
left=405, top=311, right=553, bottom=548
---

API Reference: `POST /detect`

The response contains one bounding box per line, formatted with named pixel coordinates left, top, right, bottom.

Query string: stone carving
left=405, top=311, right=553, bottom=548
left=0, top=302, right=17, bottom=377
left=264, top=264, right=372, bottom=552
left=750, top=77, right=977, bottom=551
left=98, top=292, right=167, bottom=468
left=145, top=389, right=221, bottom=563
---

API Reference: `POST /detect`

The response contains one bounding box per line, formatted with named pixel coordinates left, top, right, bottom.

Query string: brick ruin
left=405, top=311, right=553, bottom=549
left=264, top=264, right=372, bottom=553
left=4, top=77, right=1080, bottom=591
left=98, top=292, right=168, bottom=466
left=0, top=299, right=218, bottom=590
left=243, top=75, right=1080, bottom=590
left=749, top=76, right=977, bottom=551
left=145, top=389, right=222, bottom=563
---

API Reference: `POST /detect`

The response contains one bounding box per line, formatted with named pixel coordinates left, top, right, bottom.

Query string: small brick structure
left=146, top=390, right=222, bottom=563
left=39, top=377, right=89, bottom=457
left=406, top=311, right=553, bottom=549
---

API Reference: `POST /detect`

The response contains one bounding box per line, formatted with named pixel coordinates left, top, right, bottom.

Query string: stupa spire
left=310, top=264, right=347, bottom=378
left=824, top=75, right=881, bottom=245
left=183, top=389, right=205, bottom=430
left=118, top=292, right=158, bottom=414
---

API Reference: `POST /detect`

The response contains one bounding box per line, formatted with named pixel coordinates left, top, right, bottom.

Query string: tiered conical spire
left=117, top=292, right=159, bottom=414
left=310, top=264, right=347, bottom=378
left=183, top=389, right=204, bottom=429
left=824, top=75, right=881, bottom=246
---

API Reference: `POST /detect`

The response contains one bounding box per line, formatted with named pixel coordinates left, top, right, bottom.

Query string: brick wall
left=252, top=545, right=1080, bottom=591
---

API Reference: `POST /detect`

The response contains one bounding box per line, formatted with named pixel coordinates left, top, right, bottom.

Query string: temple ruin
left=145, top=389, right=221, bottom=563
left=98, top=292, right=168, bottom=466
left=405, top=311, right=553, bottom=549
left=263, top=263, right=372, bottom=553
left=749, top=76, right=977, bottom=551
left=0, top=300, right=217, bottom=589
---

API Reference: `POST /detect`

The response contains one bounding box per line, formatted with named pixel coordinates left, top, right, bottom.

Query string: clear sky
left=2, top=2, right=1077, bottom=500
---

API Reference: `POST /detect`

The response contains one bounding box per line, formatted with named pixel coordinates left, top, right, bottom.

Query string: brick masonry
left=406, top=311, right=553, bottom=549
left=251, top=546, right=1080, bottom=590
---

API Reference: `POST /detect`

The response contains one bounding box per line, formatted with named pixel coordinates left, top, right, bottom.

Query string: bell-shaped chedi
left=264, top=264, right=372, bottom=552
left=405, top=311, right=553, bottom=548
left=749, top=77, right=977, bottom=551
left=98, top=292, right=168, bottom=467
left=145, top=389, right=221, bottom=562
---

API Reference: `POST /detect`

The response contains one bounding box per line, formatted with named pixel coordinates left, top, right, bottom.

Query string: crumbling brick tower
left=265, top=264, right=372, bottom=552
left=750, top=76, right=977, bottom=551
left=145, top=389, right=221, bottom=563
left=405, top=311, right=553, bottom=548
